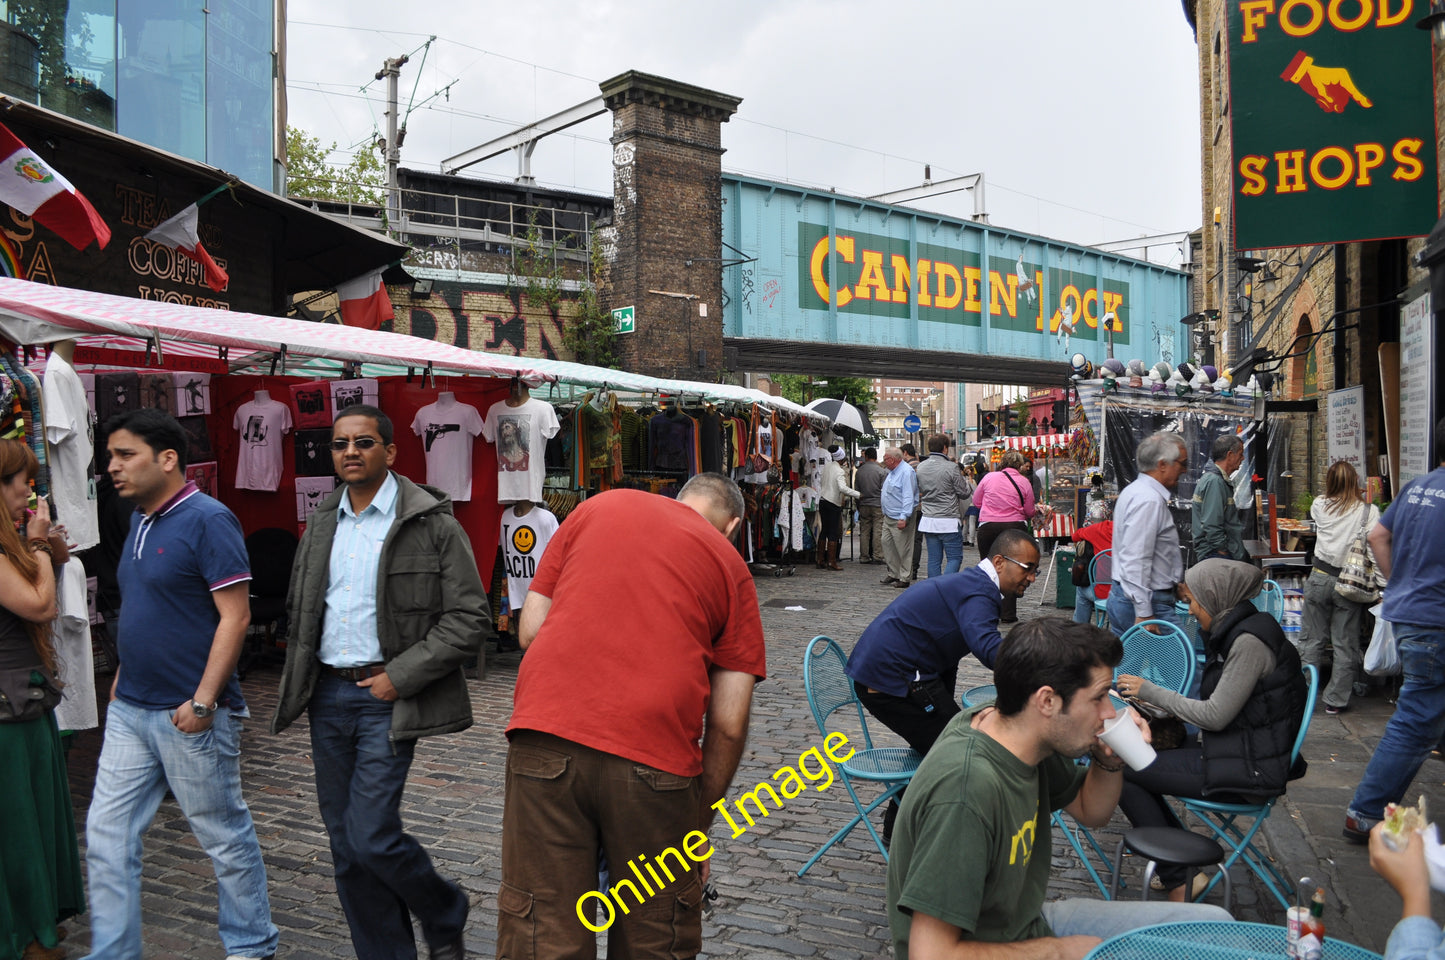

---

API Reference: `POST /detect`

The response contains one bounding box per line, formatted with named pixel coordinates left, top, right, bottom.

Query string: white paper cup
left=1098, top=707, right=1157, bottom=771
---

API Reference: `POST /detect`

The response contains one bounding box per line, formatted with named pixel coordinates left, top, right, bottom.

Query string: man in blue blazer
left=846, top=528, right=1041, bottom=842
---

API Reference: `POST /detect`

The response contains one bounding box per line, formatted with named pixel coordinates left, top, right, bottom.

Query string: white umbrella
left=804, top=397, right=874, bottom=434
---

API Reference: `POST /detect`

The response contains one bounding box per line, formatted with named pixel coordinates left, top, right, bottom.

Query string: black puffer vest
left=1198, top=603, right=1307, bottom=800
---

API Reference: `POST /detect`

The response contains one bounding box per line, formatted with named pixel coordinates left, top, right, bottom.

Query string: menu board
left=1399, top=292, right=1435, bottom=491
left=1326, top=385, right=1367, bottom=483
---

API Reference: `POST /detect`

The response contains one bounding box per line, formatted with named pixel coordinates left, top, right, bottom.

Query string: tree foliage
left=769, top=375, right=876, bottom=413
left=285, top=126, right=385, bottom=206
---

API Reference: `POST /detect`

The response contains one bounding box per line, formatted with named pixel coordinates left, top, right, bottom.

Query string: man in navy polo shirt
left=83, top=409, right=277, bottom=960
left=846, top=528, right=1040, bottom=842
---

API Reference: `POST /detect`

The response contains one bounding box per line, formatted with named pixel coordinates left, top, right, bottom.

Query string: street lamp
left=1417, top=5, right=1445, bottom=323
left=1418, top=0, right=1445, bottom=42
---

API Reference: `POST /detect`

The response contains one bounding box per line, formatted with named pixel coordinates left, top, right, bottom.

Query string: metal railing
left=288, top=175, right=595, bottom=271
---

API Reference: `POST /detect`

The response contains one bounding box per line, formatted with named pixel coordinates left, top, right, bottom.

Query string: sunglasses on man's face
left=330, top=437, right=382, bottom=452
left=997, top=554, right=1039, bottom=575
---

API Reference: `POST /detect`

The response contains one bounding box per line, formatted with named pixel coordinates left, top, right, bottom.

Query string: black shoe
left=999, top=617, right=1019, bottom=624
left=881, top=576, right=898, bottom=584
left=1342, top=814, right=1373, bottom=844
left=430, top=937, right=465, bottom=960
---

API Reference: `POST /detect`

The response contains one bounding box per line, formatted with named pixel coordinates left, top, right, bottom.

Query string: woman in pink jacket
left=972, top=449, right=1037, bottom=622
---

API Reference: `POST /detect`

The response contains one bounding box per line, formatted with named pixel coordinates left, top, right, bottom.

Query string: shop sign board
left=611, top=305, right=635, bottom=335
left=1326, top=384, right=1367, bottom=483
left=1228, top=0, right=1437, bottom=249
left=723, top=175, right=1189, bottom=367
left=1399, top=291, right=1434, bottom=489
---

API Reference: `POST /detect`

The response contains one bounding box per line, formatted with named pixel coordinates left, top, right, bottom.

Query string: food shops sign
left=1229, top=0, right=1437, bottom=249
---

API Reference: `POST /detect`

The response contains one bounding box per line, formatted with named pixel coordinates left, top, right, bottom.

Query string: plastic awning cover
left=0, top=279, right=555, bottom=383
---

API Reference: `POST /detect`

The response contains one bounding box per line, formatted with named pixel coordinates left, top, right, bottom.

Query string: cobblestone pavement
left=55, top=546, right=1444, bottom=958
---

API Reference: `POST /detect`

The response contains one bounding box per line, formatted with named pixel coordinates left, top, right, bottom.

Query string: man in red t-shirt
left=498, top=475, right=767, bottom=959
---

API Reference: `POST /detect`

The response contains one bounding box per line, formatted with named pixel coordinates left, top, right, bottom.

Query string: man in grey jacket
left=855, top=447, right=889, bottom=564
left=916, top=435, right=972, bottom=578
left=273, top=404, right=488, bottom=960
left=1192, top=434, right=1246, bottom=561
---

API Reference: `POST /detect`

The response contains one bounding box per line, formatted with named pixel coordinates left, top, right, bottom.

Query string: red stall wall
left=209, top=375, right=510, bottom=585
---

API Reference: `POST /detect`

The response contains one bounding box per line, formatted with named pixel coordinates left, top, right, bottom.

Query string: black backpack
left=1070, top=540, right=1095, bottom=588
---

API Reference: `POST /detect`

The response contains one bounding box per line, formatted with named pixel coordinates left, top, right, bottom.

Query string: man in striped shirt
left=85, top=409, right=278, bottom=960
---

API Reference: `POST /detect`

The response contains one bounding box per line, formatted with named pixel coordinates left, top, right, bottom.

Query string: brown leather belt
left=324, top=663, right=386, bottom=682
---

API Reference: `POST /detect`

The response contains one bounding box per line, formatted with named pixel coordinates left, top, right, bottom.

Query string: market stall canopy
left=511, top=357, right=831, bottom=424
left=0, top=279, right=556, bottom=382
left=0, top=98, right=408, bottom=297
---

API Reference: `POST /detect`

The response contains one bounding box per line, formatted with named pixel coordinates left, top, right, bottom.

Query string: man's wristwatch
left=190, top=700, right=217, bottom=719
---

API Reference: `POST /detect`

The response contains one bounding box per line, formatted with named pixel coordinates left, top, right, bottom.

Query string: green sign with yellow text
left=1229, top=0, right=1436, bottom=249
left=796, top=223, right=1132, bottom=344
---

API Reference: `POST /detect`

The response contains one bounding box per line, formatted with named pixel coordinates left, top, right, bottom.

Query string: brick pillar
left=600, top=71, right=741, bottom=380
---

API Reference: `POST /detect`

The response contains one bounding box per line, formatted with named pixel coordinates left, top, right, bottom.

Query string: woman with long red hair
left=0, top=438, right=80, bottom=960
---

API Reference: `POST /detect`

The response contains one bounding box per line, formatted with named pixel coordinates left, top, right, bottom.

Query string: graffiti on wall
left=384, top=283, right=578, bottom=361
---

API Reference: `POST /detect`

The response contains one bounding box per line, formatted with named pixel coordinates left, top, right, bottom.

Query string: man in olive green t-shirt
left=886, top=620, right=1229, bottom=960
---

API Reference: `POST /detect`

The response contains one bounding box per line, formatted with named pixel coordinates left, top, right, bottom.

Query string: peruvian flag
left=336, top=267, right=394, bottom=330
left=0, top=121, right=110, bottom=250
left=145, top=203, right=228, bottom=292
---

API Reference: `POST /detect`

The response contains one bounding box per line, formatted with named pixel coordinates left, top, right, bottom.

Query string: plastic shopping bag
left=1364, top=602, right=1400, bottom=677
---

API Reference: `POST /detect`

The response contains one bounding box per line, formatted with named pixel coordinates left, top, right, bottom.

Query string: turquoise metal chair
left=1177, top=664, right=1319, bottom=910
left=1117, top=620, right=1197, bottom=696
left=1252, top=579, right=1284, bottom=622
left=798, top=636, right=921, bottom=876
left=1089, top=548, right=1113, bottom=629
left=1060, top=626, right=1196, bottom=899
left=961, top=684, right=996, bottom=708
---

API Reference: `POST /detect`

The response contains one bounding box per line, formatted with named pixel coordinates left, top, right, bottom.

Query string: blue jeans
left=1349, top=625, right=1445, bottom=824
left=925, top=530, right=964, bottom=578
left=1042, top=898, right=1230, bottom=939
left=1107, top=587, right=1181, bottom=637
left=83, top=699, right=277, bottom=960
left=308, top=673, right=468, bottom=960
left=1073, top=584, right=1096, bottom=623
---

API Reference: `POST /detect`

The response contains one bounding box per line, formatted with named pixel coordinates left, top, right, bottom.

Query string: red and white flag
left=336, top=267, right=394, bottom=330
left=0, top=121, right=110, bottom=251
left=145, top=203, right=228, bottom=292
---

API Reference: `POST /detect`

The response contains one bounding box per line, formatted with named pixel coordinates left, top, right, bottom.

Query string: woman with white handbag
left=1302, top=461, right=1380, bottom=715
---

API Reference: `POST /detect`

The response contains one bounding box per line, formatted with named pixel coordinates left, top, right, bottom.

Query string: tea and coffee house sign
left=1229, top=0, right=1437, bottom=249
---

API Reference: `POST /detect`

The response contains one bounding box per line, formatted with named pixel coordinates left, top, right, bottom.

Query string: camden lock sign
left=1229, top=0, right=1437, bottom=250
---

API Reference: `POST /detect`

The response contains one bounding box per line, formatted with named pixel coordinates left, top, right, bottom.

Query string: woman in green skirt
left=0, top=439, right=82, bottom=960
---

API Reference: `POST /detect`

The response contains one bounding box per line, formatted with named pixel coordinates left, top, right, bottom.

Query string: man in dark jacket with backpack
left=273, top=404, right=489, bottom=960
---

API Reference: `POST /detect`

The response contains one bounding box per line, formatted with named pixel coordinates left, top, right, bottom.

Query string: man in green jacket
left=273, top=404, right=488, bottom=960
left=1192, top=434, right=1247, bottom=562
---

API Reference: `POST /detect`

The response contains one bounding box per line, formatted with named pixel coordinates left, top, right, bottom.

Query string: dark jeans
left=309, top=673, right=468, bottom=960
left=1118, top=744, right=1206, bottom=888
left=978, top=520, right=1029, bottom=620
left=855, top=677, right=961, bottom=838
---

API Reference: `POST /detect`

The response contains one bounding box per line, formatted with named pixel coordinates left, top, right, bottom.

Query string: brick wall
left=600, top=72, right=740, bottom=381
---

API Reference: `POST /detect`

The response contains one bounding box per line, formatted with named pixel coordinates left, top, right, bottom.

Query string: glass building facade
left=0, top=0, right=277, bottom=190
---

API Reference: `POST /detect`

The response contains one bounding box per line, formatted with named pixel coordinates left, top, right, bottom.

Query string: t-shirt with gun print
left=411, top=399, right=484, bottom=501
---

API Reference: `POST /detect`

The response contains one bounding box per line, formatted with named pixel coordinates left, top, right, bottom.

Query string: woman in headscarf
left=0, top=439, right=80, bottom=960
left=1113, top=558, right=1307, bottom=901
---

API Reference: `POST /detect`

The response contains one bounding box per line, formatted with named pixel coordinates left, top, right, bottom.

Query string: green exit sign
left=611, top=305, right=635, bottom=334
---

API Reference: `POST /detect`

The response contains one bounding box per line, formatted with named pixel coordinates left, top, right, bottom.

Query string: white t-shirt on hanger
left=42, top=351, right=99, bottom=550
left=411, top=398, right=484, bottom=501
left=499, top=504, right=559, bottom=610
left=233, top=394, right=293, bottom=491
left=481, top=397, right=560, bottom=503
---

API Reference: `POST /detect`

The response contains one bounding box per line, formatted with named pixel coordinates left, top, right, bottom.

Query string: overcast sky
left=287, top=0, right=1203, bottom=263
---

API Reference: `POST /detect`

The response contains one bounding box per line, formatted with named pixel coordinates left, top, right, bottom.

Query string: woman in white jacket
left=1302, top=460, right=1380, bottom=715
left=817, top=447, right=860, bottom=571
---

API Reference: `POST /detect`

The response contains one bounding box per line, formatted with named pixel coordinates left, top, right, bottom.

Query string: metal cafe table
left=1084, top=921, right=1381, bottom=960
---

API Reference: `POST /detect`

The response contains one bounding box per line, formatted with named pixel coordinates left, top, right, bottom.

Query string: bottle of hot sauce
left=1296, top=888, right=1326, bottom=960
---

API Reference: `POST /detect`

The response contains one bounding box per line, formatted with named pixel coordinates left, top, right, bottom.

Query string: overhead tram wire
left=288, top=29, right=1172, bottom=236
